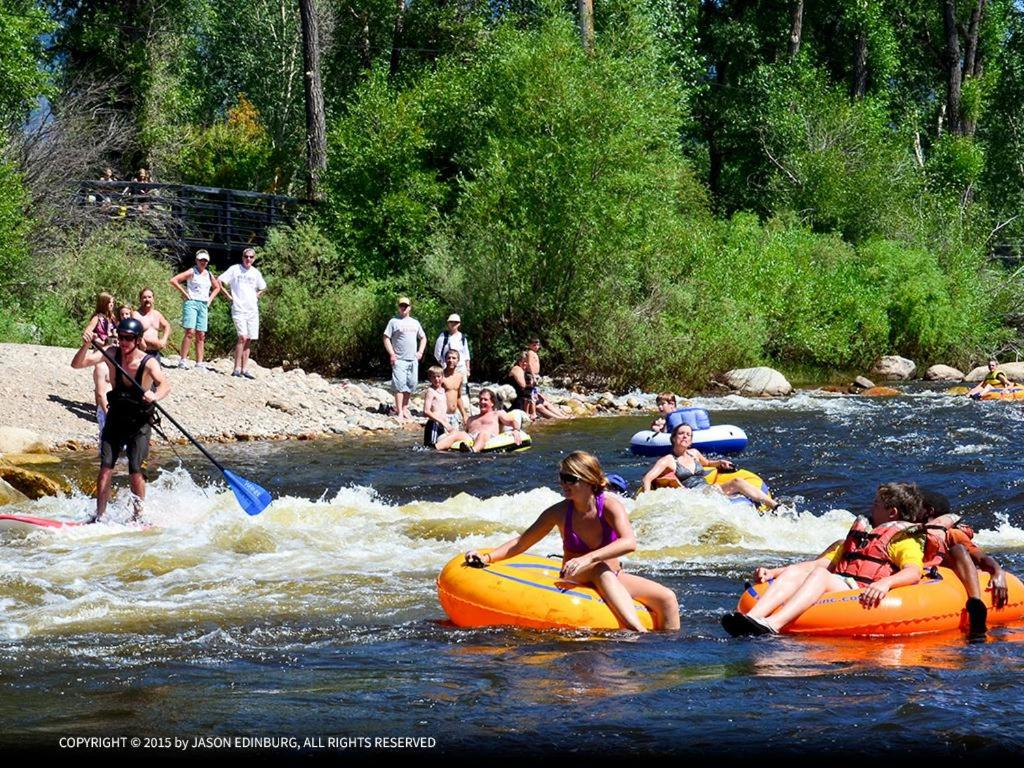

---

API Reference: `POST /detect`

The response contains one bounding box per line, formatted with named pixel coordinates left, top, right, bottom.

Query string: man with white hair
left=218, top=247, right=267, bottom=379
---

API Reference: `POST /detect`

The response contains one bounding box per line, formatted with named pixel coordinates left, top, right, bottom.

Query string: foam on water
left=5, top=463, right=1023, bottom=640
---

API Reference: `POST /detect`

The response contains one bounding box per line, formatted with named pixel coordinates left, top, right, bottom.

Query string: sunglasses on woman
left=559, top=473, right=582, bottom=485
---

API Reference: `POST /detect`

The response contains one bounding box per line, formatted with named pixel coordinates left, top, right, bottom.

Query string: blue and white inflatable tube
left=630, top=407, right=747, bottom=456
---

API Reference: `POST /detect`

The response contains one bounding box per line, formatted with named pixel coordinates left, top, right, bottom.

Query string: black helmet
left=117, top=318, right=144, bottom=338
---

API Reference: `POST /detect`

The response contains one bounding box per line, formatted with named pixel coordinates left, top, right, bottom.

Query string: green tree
left=0, top=0, right=53, bottom=126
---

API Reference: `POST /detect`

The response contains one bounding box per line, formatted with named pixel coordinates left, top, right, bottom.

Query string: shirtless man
left=423, top=366, right=472, bottom=451
left=442, top=350, right=469, bottom=425
left=464, top=388, right=521, bottom=453
left=72, top=317, right=171, bottom=521
left=134, top=287, right=172, bottom=353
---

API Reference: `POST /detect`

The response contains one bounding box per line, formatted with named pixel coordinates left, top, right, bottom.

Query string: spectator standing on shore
left=84, top=293, right=117, bottom=438
left=434, top=314, right=471, bottom=412
left=170, top=249, right=221, bottom=370
left=383, top=296, right=426, bottom=420
left=84, top=292, right=117, bottom=346
left=525, top=338, right=542, bottom=375
left=134, top=287, right=172, bottom=353
left=442, top=350, right=470, bottom=425
left=219, top=247, right=267, bottom=380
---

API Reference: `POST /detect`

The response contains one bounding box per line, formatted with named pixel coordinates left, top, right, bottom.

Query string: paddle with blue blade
left=94, top=342, right=273, bottom=515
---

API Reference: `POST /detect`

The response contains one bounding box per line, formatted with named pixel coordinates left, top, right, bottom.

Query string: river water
left=2, top=388, right=1023, bottom=758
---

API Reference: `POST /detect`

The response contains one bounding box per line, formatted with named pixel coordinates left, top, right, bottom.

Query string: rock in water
left=0, top=461, right=68, bottom=499
left=924, top=365, right=965, bottom=381
left=852, top=376, right=875, bottom=390
left=870, top=356, right=917, bottom=381
left=722, top=367, right=792, bottom=397
left=861, top=386, right=901, bottom=397
left=0, top=477, right=29, bottom=506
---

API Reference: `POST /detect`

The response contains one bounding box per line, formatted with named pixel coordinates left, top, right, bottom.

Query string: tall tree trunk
left=853, top=34, right=868, bottom=98
left=788, top=0, right=804, bottom=58
left=299, top=0, right=327, bottom=201
left=942, top=0, right=963, bottom=135
left=350, top=8, right=372, bottom=71
left=578, top=0, right=594, bottom=52
left=389, top=0, right=406, bottom=78
left=963, top=0, right=986, bottom=78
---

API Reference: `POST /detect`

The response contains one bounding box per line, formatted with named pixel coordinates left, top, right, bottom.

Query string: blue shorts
left=182, top=299, right=209, bottom=332
left=391, top=359, right=418, bottom=393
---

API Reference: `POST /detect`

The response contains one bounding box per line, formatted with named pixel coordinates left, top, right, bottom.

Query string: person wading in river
left=72, top=317, right=170, bottom=522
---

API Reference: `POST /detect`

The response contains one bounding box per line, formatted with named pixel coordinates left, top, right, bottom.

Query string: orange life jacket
left=923, top=522, right=976, bottom=566
left=834, top=520, right=917, bottom=585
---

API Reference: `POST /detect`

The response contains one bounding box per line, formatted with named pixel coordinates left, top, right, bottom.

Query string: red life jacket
left=922, top=522, right=976, bottom=566
left=834, top=520, right=917, bottom=586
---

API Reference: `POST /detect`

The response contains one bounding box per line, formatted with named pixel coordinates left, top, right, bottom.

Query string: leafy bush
left=6, top=223, right=184, bottom=348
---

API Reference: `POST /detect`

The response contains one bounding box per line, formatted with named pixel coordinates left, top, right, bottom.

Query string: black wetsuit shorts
left=100, top=407, right=152, bottom=474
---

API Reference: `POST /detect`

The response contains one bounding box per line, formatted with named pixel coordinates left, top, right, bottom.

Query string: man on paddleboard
left=72, top=317, right=171, bottom=522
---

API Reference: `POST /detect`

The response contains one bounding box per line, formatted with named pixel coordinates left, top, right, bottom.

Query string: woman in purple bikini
left=465, top=451, right=680, bottom=631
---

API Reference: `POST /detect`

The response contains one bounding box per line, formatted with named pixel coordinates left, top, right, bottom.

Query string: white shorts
left=233, top=312, right=260, bottom=340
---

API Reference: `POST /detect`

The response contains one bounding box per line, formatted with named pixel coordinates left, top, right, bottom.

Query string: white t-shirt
left=185, top=267, right=212, bottom=301
left=384, top=316, right=426, bottom=360
left=434, top=330, right=471, bottom=370
left=219, top=264, right=267, bottom=317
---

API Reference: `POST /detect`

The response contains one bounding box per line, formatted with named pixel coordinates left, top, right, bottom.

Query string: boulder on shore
left=851, top=376, right=875, bottom=390
left=870, top=356, right=917, bottom=381
left=722, top=367, right=792, bottom=397
left=964, top=361, right=1024, bottom=382
left=924, top=364, right=965, bottom=382
left=0, top=427, right=46, bottom=454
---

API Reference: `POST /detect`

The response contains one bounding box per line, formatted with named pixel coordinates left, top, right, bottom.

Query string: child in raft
left=464, top=451, right=680, bottom=632
left=920, top=489, right=1008, bottom=637
left=722, top=482, right=929, bottom=636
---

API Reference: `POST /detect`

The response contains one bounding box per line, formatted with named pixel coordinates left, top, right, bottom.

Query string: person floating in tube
left=465, top=451, right=680, bottom=632
left=967, top=358, right=1014, bottom=398
left=641, top=423, right=779, bottom=510
left=722, top=482, right=928, bottom=636
left=920, top=489, right=1009, bottom=638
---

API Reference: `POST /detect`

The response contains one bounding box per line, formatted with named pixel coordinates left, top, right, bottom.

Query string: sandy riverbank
left=0, top=343, right=652, bottom=451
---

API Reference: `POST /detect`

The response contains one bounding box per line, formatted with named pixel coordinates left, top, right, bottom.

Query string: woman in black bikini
left=642, top=424, right=778, bottom=509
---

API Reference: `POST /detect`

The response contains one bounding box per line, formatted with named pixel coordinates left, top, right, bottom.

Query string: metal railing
left=77, top=180, right=303, bottom=256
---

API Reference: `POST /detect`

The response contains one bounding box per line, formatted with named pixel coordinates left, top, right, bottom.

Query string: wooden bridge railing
left=77, top=180, right=304, bottom=258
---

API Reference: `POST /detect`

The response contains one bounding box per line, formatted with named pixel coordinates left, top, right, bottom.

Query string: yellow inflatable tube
left=437, top=551, right=654, bottom=630
left=448, top=432, right=532, bottom=453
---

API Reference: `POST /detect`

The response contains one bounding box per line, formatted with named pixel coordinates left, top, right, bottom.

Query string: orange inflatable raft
left=437, top=551, right=655, bottom=630
left=735, top=567, right=1024, bottom=636
left=977, top=385, right=1024, bottom=401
